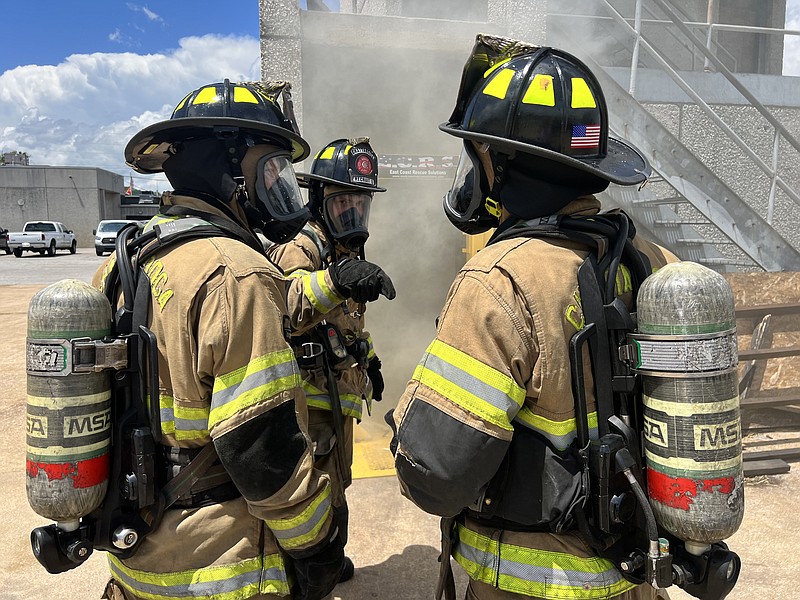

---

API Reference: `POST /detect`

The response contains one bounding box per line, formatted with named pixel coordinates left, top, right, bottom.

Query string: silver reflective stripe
left=455, top=535, right=629, bottom=594
left=108, top=559, right=262, bottom=598
left=211, top=360, right=297, bottom=411
left=305, top=271, right=339, bottom=312
left=270, top=493, right=331, bottom=545
left=175, top=416, right=208, bottom=431
left=305, top=392, right=362, bottom=418
left=423, top=352, right=520, bottom=423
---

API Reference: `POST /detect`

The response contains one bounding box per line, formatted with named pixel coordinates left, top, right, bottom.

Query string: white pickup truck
left=7, top=221, right=77, bottom=257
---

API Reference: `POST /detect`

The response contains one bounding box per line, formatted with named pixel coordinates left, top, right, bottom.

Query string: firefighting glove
left=366, top=356, right=384, bottom=401
left=329, top=257, right=396, bottom=303
left=291, top=530, right=345, bottom=600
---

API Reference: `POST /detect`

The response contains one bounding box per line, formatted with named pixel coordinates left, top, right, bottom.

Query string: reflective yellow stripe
left=233, top=86, right=258, bottom=104
left=193, top=86, right=219, bottom=105
left=301, top=270, right=343, bottom=313
left=319, top=146, right=336, bottom=160
left=210, top=350, right=301, bottom=429
left=266, top=484, right=331, bottom=550
left=108, top=552, right=290, bottom=599
left=571, top=77, right=597, bottom=108
left=413, top=339, right=525, bottom=431
left=173, top=92, right=192, bottom=112
left=515, top=407, right=598, bottom=451
left=482, top=68, right=515, bottom=99
left=483, top=57, right=511, bottom=78
left=454, top=523, right=635, bottom=599
left=522, top=74, right=555, bottom=106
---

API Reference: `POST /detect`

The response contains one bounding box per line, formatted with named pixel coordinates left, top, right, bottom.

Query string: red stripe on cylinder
left=647, top=469, right=736, bottom=511
left=26, top=454, right=109, bottom=489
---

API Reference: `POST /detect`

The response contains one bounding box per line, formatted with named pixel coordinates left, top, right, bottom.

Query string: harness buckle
left=72, top=337, right=129, bottom=372
left=298, top=342, right=324, bottom=359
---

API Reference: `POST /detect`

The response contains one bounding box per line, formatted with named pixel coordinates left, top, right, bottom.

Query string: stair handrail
left=597, top=0, right=800, bottom=214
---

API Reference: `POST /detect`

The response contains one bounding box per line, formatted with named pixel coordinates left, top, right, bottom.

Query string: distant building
left=2, top=151, right=30, bottom=166
left=0, top=165, right=159, bottom=246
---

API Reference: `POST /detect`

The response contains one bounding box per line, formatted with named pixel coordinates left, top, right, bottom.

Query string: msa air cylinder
left=629, top=261, right=744, bottom=548
left=26, top=279, right=113, bottom=530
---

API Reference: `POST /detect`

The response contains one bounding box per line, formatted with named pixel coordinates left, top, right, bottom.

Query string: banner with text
left=378, top=155, right=457, bottom=178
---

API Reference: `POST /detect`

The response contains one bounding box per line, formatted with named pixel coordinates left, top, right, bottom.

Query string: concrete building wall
left=0, top=166, right=124, bottom=246
left=259, top=0, right=548, bottom=411
left=598, top=66, right=800, bottom=257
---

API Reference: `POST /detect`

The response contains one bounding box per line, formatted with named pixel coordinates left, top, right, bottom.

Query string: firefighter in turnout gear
left=267, top=137, right=393, bottom=578
left=387, top=37, right=678, bottom=599
left=91, top=80, right=392, bottom=600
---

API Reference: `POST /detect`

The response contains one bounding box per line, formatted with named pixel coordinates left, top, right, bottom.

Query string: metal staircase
left=548, top=0, right=800, bottom=272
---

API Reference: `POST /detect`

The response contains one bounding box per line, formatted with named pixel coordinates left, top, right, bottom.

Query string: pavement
left=1, top=250, right=798, bottom=599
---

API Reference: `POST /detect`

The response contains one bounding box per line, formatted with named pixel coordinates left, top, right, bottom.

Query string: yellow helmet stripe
left=482, top=68, right=515, bottom=100
left=522, top=74, right=555, bottom=106
left=233, top=86, right=259, bottom=104
left=571, top=77, right=597, bottom=108
left=174, top=92, right=192, bottom=112
left=193, top=86, right=219, bottom=105
left=483, top=57, right=511, bottom=78
left=319, top=146, right=336, bottom=160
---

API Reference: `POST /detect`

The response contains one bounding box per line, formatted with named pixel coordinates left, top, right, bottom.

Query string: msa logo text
left=643, top=416, right=669, bottom=448
left=694, top=421, right=740, bottom=450
left=63, top=409, right=111, bottom=438
left=27, top=415, right=48, bottom=438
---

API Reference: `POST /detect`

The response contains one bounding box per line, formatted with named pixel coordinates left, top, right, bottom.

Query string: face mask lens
left=445, top=146, right=479, bottom=218
left=257, top=154, right=306, bottom=217
left=324, top=192, right=372, bottom=238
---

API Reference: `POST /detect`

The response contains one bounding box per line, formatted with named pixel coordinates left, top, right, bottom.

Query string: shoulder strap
left=299, top=223, right=331, bottom=263
left=160, top=204, right=267, bottom=257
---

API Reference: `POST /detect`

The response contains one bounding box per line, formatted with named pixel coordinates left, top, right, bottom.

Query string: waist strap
left=162, top=445, right=240, bottom=508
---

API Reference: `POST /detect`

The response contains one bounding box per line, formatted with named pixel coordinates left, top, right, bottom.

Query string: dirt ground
left=2, top=281, right=800, bottom=599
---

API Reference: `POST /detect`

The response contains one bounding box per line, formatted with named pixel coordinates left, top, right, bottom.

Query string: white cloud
left=0, top=34, right=260, bottom=189
left=141, top=7, right=162, bottom=22
left=127, top=3, right=164, bottom=24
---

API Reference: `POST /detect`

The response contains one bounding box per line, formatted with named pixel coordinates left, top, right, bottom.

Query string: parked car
left=94, top=219, right=139, bottom=256
left=7, top=221, right=76, bottom=257
left=0, top=226, right=10, bottom=254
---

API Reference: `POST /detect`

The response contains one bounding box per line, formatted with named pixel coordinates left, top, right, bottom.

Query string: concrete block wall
left=0, top=166, right=123, bottom=247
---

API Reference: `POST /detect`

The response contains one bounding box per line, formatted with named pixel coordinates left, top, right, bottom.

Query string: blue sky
left=0, top=1, right=799, bottom=192
left=0, top=2, right=259, bottom=74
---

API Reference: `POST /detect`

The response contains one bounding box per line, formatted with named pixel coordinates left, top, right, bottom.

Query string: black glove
left=366, top=356, right=384, bottom=401
left=329, top=257, right=396, bottom=303
left=291, top=533, right=345, bottom=600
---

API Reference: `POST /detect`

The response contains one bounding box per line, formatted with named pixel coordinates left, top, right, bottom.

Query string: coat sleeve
left=268, top=236, right=347, bottom=335
left=198, top=268, right=335, bottom=557
left=389, top=268, right=535, bottom=517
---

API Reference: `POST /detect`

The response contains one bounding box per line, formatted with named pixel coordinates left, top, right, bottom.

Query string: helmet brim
left=125, top=117, right=311, bottom=174
left=296, top=172, right=387, bottom=193
left=439, top=122, right=650, bottom=186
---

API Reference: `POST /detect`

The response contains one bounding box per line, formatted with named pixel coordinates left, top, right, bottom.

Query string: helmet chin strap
left=236, top=190, right=268, bottom=231
left=485, top=152, right=511, bottom=222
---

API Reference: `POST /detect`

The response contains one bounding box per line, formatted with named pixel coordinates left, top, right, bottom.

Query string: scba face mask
left=323, top=190, right=373, bottom=251
left=253, top=151, right=310, bottom=243
left=443, top=142, right=499, bottom=235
